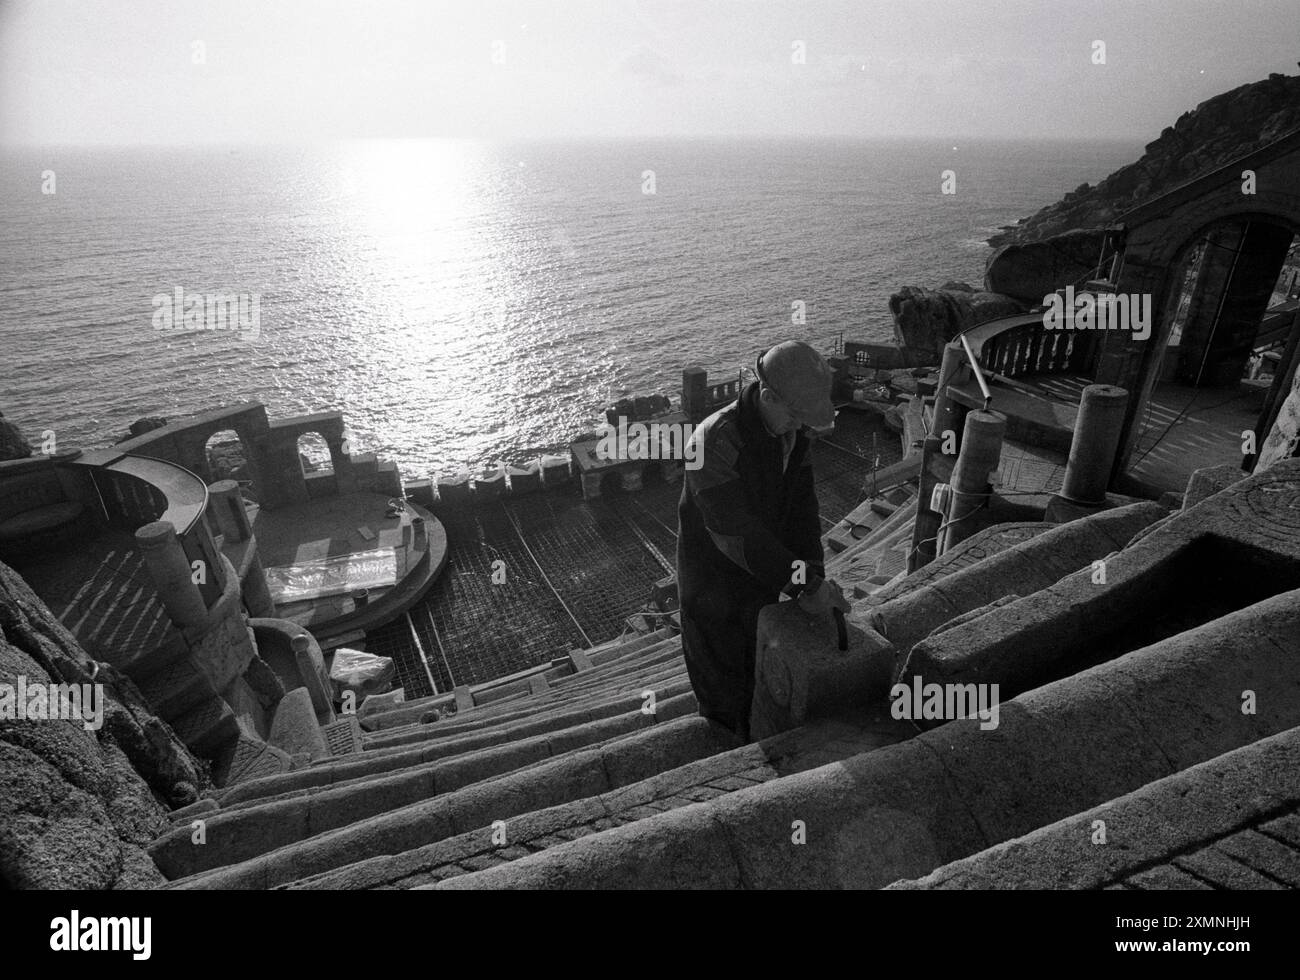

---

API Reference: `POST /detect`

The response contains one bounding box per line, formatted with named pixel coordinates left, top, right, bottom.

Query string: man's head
left=755, top=340, right=836, bottom=436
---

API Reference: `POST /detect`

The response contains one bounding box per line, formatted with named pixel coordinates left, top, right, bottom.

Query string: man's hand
left=797, top=577, right=851, bottom=616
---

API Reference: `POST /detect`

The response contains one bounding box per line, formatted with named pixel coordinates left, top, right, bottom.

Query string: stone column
left=938, top=410, right=1005, bottom=555
left=329, top=435, right=358, bottom=494
left=208, top=479, right=250, bottom=542
left=580, top=471, right=603, bottom=500
left=291, top=633, right=336, bottom=724
left=682, top=367, right=708, bottom=423
left=136, top=521, right=209, bottom=631
left=929, top=342, right=966, bottom=449
left=1060, top=385, right=1129, bottom=504
left=241, top=551, right=276, bottom=618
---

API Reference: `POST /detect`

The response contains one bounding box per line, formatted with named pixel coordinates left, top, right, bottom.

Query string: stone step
left=286, top=719, right=907, bottom=889
left=211, top=681, right=696, bottom=813
left=889, top=722, right=1300, bottom=889
left=358, top=635, right=681, bottom=733
left=368, top=661, right=688, bottom=744
left=361, top=675, right=694, bottom=752
left=134, top=657, right=218, bottom=722
left=453, top=653, right=687, bottom=716
left=586, top=628, right=675, bottom=666
left=163, top=703, right=720, bottom=889
left=428, top=650, right=686, bottom=727
left=869, top=500, right=1167, bottom=665
left=433, top=587, right=1300, bottom=888
left=552, top=636, right=683, bottom=687
left=168, top=696, right=241, bottom=759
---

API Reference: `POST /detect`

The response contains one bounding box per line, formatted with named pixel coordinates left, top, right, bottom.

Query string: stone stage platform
left=249, top=491, right=448, bottom=644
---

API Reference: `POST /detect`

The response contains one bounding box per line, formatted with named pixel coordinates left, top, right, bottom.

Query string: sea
left=0, top=138, right=1138, bottom=475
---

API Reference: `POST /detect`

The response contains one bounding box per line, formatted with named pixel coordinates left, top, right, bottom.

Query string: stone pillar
left=291, top=633, right=336, bottom=724
left=329, top=436, right=358, bottom=494
left=241, top=551, right=276, bottom=618
left=135, top=521, right=209, bottom=631
left=907, top=435, right=951, bottom=574
left=619, top=466, right=643, bottom=492
left=682, top=367, right=708, bottom=423
left=1060, top=385, right=1129, bottom=504
left=929, top=342, right=966, bottom=448
left=938, top=410, right=1005, bottom=555
left=580, top=471, right=603, bottom=500
left=208, top=479, right=251, bottom=542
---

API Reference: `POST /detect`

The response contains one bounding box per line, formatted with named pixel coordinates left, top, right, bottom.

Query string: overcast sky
left=1, top=0, right=1296, bottom=144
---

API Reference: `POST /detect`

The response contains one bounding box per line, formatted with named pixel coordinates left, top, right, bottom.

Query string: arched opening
left=1128, top=214, right=1300, bottom=489
left=296, top=432, right=335, bottom=476
left=205, top=429, right=250, bottom=485
left=1159, top=216, right=1298, bottom=388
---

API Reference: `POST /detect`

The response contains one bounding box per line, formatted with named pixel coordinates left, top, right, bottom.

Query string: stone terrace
left=142, top=458, right=1300, bottom=889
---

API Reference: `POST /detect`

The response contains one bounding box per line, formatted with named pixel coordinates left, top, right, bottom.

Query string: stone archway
left=1154, top=214, right=1300, bottom=389
left=296, top=432, right=335, bottom=476
left=205, top=429, right=251, bottom=485
left=1103, top=168, right=1300, bottom=481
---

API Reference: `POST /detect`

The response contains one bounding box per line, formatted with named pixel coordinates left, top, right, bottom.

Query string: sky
left=1, top=0, right=1297, bottom=144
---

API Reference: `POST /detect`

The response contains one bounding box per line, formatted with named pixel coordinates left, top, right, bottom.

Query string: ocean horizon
left=0, top=136, right=1138, bottom=475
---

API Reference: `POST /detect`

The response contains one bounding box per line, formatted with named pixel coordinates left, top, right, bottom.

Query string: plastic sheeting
left=328, top=648, right=396, bottom=701
left=265, top=548, right=398, bottom=603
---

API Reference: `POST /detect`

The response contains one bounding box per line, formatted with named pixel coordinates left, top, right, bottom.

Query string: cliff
left=0, top=559, right=204, bottom=888
left=989, top=71, right=1300, bottom=249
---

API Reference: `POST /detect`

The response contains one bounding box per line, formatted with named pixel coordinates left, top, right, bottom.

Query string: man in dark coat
left=676, top=340, right=851, bottom=743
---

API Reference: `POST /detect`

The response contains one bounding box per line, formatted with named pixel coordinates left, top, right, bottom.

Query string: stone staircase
left=145, top=459, right=1300, bottom=889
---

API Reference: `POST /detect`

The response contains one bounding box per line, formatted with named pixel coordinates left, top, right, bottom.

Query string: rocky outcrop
left=0, top=559, right=204, bottom=888
left=984, top=228, right=1108, bottom=304
left=888, top=284, right=1026, bottom=358
left=0, top=412, right=33, bottom=462
left=116, top=416, right=168, bottom=446
left=989, top=72, right=1300, bottom=248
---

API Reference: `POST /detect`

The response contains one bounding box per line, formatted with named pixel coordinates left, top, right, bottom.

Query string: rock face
left=889, top=285, right=1026, bottom=358
left=0, top=559, right=204, bottom=888
left=984, top=228, right=1109, bottom=304
left=0, top=412, right=33, bottom=462
left=989, top=72, right=1300, bottom=248
left=116, top=416, right=168, bottom=445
